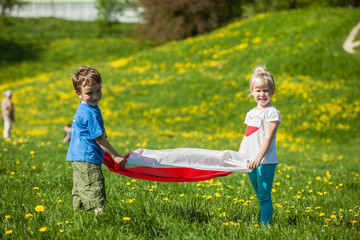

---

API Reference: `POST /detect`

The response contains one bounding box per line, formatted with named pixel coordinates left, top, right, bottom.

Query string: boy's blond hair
left=250, top=66, right=275, bottom=94
left=72, top=66, right=102, bottom=92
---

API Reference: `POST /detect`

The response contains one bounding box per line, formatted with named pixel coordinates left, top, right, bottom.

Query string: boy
left=66, top=66, right=127, bottom=215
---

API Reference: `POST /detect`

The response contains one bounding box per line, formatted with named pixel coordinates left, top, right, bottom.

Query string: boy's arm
left=247, top=121, right=279, bottom=169
left=95, top=135, right=127, bottom=166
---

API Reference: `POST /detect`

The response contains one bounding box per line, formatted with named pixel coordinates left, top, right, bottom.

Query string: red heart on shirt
left=244, top=116, right=262, bottom=137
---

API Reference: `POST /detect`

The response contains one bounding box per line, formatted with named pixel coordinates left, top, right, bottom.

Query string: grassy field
left=1, top=8, right=360, bottom=239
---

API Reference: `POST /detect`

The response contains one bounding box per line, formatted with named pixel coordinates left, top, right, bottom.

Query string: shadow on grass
left=0, top=39, right=42, bottom=63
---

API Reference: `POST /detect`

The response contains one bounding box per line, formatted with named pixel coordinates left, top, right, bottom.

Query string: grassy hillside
left=0, top=17, right=153, bottom=83
left=1, top=8, right=360, bottom=239
left=2, top=8, right=359, bottom=147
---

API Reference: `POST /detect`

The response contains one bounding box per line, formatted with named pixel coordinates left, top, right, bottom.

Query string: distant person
left=62, top=124, right=72, bottom=142
left=1, top=90, right=15, bottom=139
left=238, top=66, right=281, bottom=225
left=66, top=66, right=127, bottom=216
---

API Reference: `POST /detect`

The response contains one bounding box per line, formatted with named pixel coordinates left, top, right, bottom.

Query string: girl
left=239, top=66, right=281, bottom=225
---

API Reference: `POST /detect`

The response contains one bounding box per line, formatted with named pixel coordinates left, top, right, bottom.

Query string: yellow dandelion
left=39, top=227, right=47, bottom=232
left=123, top=217, right=131, bottom=221
left=59, top=229, right=64, bottom=233
left=195, top=209, right=201, bottom=212
left=331, top=215, right=336, bottom=219
left=25, top=213, right=33, bottom=219
left=30, top=151, right=35, bottom=155
left=6, top=230, right=13, bottom=235
left=58, top=200, right=63, bottom=203
left=35, top=205, right=45, bottom=212
left=5, top=215, right=10, bottom=220
left=180, top=194, right=185, bottom=197
left=254, top=224, right=260, bottom=227
left=33, top=187, right=39, bottom=190
left=252, top=37, right=261, bottom=44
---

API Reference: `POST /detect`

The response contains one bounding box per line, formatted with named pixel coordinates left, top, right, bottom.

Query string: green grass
left=1, top=7, right=360, bottom=239
left=0, top=17, right=154, bottom=84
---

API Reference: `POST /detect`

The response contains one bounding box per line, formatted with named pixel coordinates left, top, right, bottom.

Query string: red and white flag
left=104, top=148, right=250, bottom=182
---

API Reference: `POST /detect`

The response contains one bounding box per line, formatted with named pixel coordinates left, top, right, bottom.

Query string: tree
left=96, top=0, right=130, bottom=26
left=0, top=0, right=25, bottom=16
left=134, top=0, right=244, bottom=43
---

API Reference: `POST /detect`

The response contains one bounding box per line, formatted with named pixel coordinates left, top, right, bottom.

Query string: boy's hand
left=113, top=156, right=127, bottom=166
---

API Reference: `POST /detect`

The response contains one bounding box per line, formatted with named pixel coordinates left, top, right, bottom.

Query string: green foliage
left=242, top=0, right=359, bottom=17
left=0, top=0, right=25, bottom=16
left=96, top=0, right=130, bottom=26
left=1, top=8, right=360, bottom=239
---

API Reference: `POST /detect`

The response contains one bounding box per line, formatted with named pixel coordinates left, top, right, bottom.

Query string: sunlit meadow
left=1, top=8, right=360, bottom=239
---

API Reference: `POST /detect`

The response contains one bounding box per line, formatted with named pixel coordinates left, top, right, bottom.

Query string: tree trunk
left=289, top=0, right=296, bottom=9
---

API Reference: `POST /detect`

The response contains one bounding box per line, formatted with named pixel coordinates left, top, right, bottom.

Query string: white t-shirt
left=239, top=105, right=281, bottom=165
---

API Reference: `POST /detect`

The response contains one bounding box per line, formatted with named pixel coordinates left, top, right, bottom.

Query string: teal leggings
left=248, top=164, right=277, bottom=225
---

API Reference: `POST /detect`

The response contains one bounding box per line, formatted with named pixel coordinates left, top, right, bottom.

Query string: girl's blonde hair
left=249, top=66, right=275, bottom=94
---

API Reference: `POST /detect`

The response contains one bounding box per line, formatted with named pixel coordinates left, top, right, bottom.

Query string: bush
left=134, top=0, right=243, bottom=43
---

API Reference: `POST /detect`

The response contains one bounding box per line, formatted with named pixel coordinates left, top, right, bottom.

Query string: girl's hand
left=248, top=158, right=261, bottom=169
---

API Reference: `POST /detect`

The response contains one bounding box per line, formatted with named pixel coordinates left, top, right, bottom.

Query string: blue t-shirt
left=66, top=102, right=105, bottom=165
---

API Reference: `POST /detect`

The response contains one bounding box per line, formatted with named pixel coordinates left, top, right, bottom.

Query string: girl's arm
left=247, top=121, right=279, bottom=169
left=95, top=135, right=127, bottom=166
left=238, top=139, right=244, bottom=152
